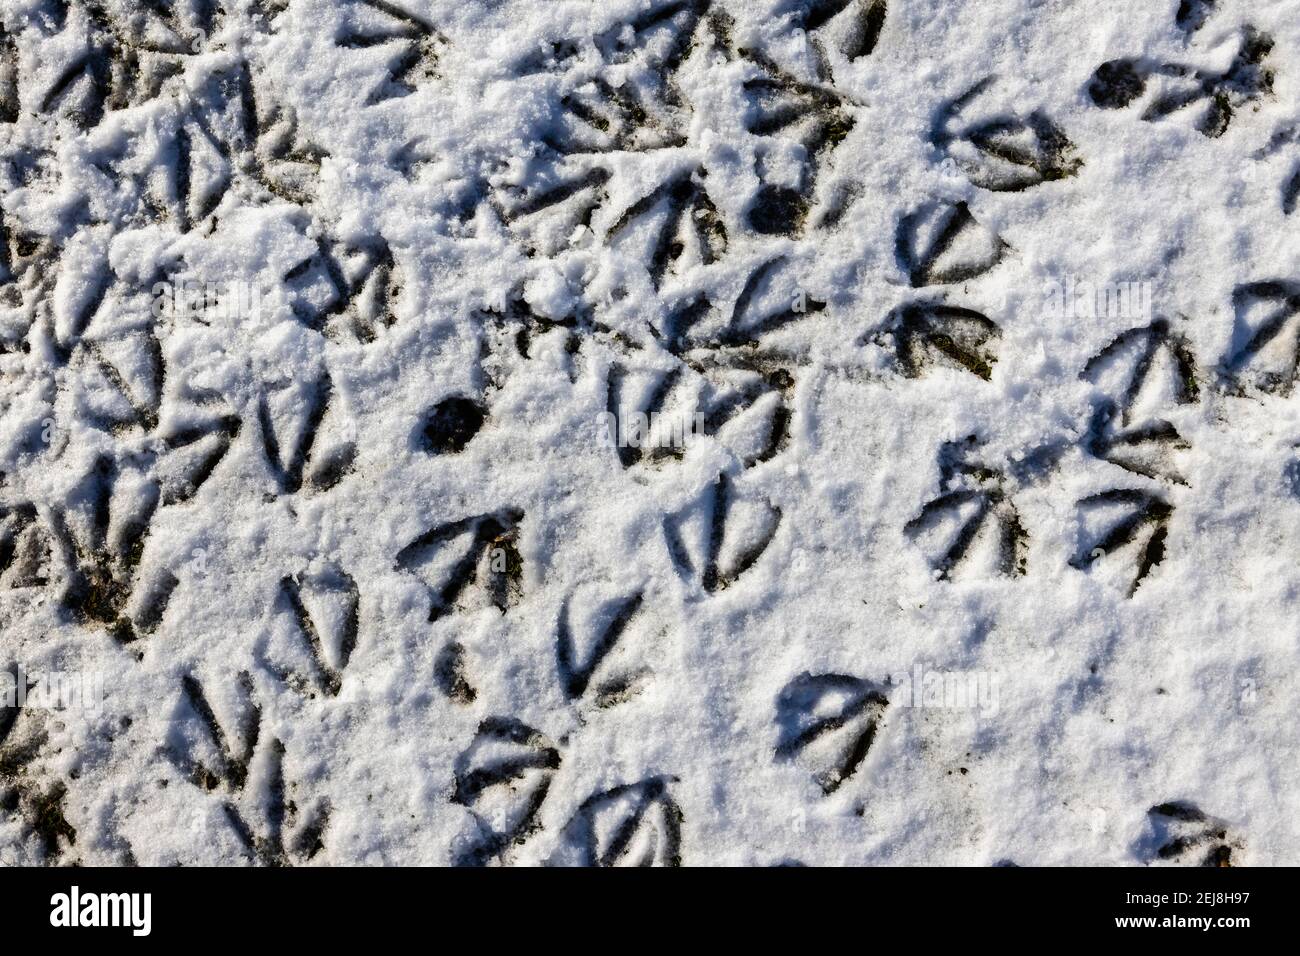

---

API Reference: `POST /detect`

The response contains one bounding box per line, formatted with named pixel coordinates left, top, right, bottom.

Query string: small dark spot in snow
left=422, top=396, right=486, bottom=454
left=1088, top=59, right=1146, bottom=109
left=749, top=185, right=807, bottom=236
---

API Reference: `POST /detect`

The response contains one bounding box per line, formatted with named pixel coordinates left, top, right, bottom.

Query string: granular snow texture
left=1, top=0, right=1298, bottom=865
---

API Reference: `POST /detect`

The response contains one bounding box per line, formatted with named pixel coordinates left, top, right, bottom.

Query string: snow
left=0, top=0, right=1298, bottom=866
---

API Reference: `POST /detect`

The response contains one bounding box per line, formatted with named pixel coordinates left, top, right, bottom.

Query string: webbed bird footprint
left=396, top=509, right=524, bottom=620
left=335, top=0, right=447, bottom=105
left=605, top=356, right=789, bottom=470
left=1220, top=281, right=1300, bottom=397
left=549, top=776, right=683, bottom=867
left=283, top=234, right=403, bottom=342
left=1070, top=489, right=1172, bottom=596
left=258, top=372, right=356, bottom=495
left=1087, top=26, right=1273, bottom=138
left=896, top=201, right=1007, bottom=287
left=53, top=456, right=178, bottom=644
left=271, top=568, right=360, bottom=698
left=871, top=302, right=1000, bottom=380
left=741, top=52, right=854, bottom=236
left=663, top=472, right=782, bottom=593
left=450, top=717, right=560, bottom=866
left=605, top=169, right=727, bottom=291
left=493, top=167, right=611, bottom=258
left=169, top=674, right=327, bottom=866
left=906, top=442, right=1026, bottom=581
left=556, top=586, right=654, bottom=708
left=1141, top=802, right=1238, bottom=867
left=798, top=0, right=888, bottom=72
left=1082, top=319, right=1198, bottom=483
left=775, top=672, right=889, bottom=795
left=933, top=78, right=1082, bottom=192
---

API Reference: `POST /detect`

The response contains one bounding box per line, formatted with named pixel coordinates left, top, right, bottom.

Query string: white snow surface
left=0, top=0, right=1298, bottom=865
